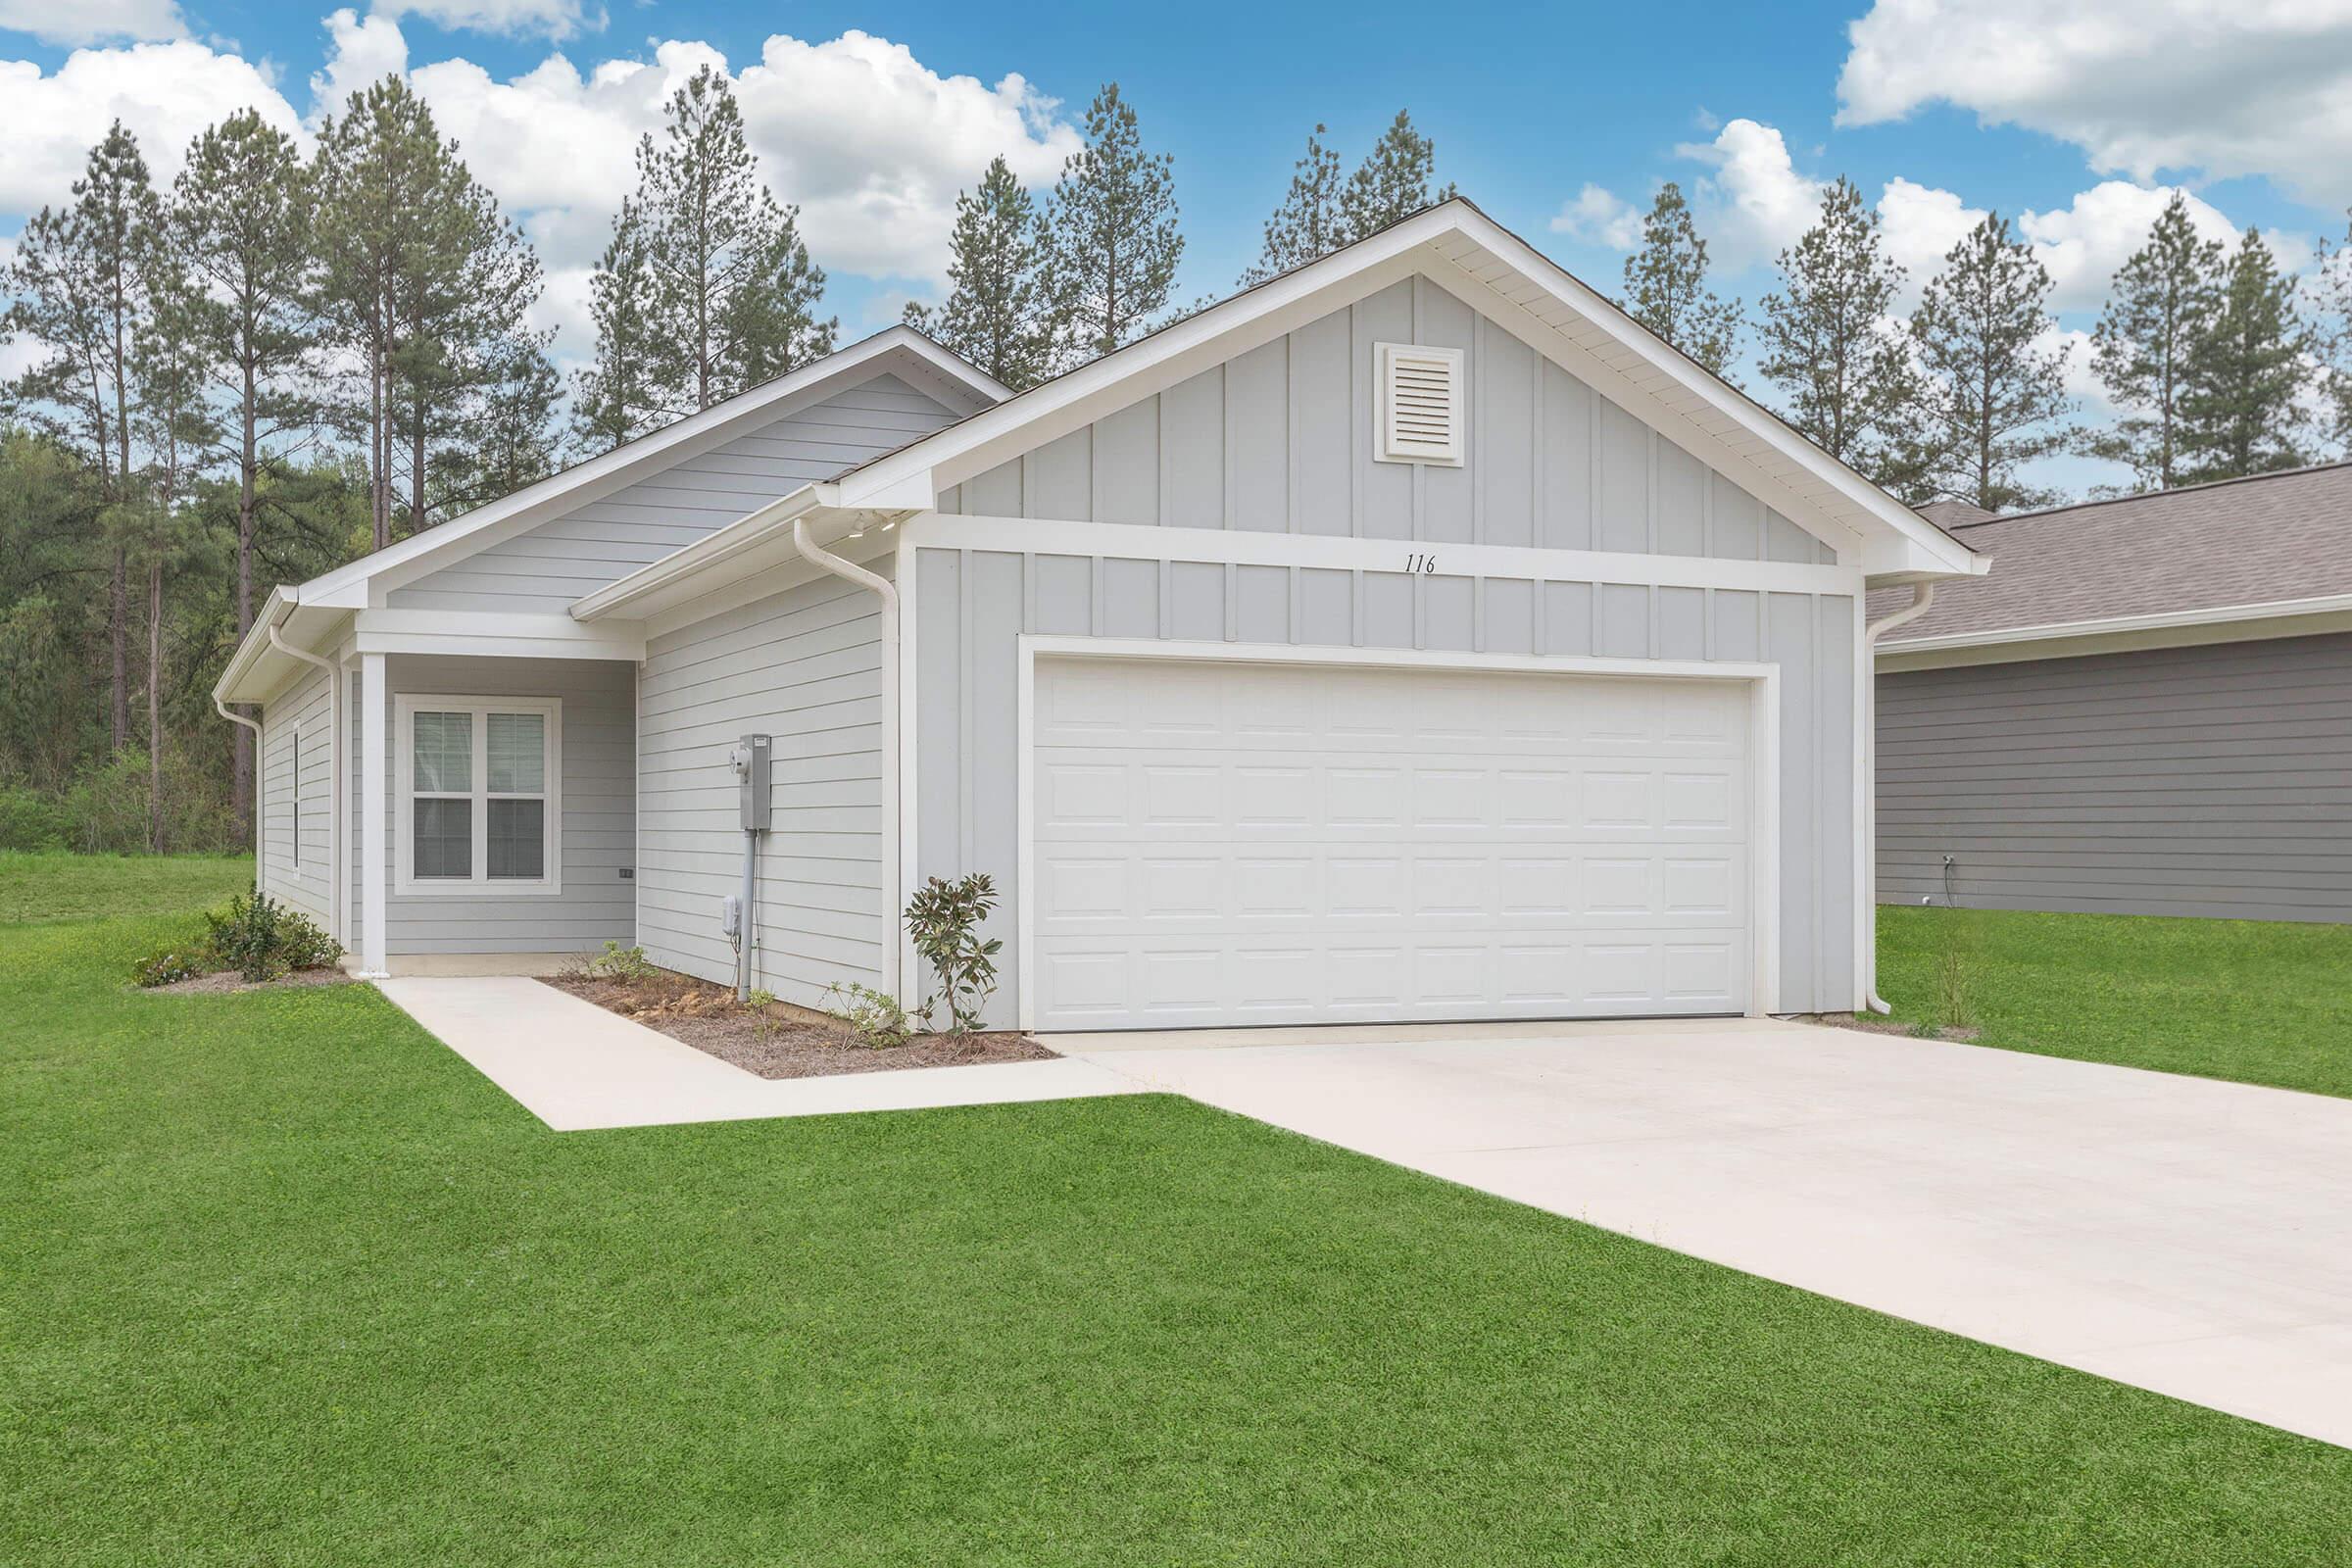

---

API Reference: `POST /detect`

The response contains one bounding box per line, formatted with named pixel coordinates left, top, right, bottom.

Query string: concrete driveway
left=1061, top=1016, right=2352, bottom=1448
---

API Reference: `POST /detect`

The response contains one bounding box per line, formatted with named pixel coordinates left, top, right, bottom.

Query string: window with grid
left=396, top=697, right=560, bottom=892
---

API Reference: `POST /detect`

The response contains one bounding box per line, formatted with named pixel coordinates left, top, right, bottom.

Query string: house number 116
left=1404, top=553, right=1440, bottom=574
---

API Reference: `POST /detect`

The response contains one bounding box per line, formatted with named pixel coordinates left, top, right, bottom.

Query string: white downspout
left=793, top=514, right=903, bottom=999
left=1861, top=582, right=1937, bottom=1013
left=214, top=694, right=265, bottom=889
left=269, top=620, right=343, bottom=947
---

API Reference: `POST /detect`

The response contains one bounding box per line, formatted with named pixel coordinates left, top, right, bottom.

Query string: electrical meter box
left=731, top=735, right=772, bottom=831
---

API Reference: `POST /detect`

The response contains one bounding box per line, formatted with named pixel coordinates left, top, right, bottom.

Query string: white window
left=394, top=696, right=562, bottom=895
left=1374, top=341, right=1465, bottom=466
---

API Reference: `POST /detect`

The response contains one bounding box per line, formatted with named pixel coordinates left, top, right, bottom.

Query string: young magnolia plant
left=904, top=872, right=1002, bottom=1035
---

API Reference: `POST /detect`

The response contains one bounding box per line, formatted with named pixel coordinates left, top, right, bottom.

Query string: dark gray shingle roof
left=1877, top=464, right=2352, bottom=644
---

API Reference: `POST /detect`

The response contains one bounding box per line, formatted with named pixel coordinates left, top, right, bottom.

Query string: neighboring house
left=1876, top=466, right=2352, bottom=922
left=215, top=198, right=1983, bottom=1032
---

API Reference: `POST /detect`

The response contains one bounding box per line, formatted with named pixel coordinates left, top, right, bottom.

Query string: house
left=1876, top=466, right=2352, bottom=922
left=213, top=197, right=1984, bottom=1032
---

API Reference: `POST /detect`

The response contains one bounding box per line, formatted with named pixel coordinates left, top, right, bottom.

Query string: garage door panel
left=1030, top=658, right=1754, bottom=1029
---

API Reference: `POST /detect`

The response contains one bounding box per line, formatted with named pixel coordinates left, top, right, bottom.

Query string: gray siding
left=636, top=565, right=892, bottom=1005
left=917, top=546, right=1858, bottom=1024
left=392, top=374, right=963, bottom=613
left=349, top=656, right=635, bottom=954
left=1879, top=632, right=2352, bottom=922
left=258, top=662, right=333, bottom=928
left=938, top=276, right=1838, bottom=564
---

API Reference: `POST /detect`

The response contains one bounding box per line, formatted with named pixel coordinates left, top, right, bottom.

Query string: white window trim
left=393, top=694, right=564, bottom=897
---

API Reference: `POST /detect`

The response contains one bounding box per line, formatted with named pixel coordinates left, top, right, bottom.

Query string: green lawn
left=1878, top=905, right=2352, bottom=1100
left=0, top=850, right=254, bottom=925
left=6, top=862, right=2350, bottom=1564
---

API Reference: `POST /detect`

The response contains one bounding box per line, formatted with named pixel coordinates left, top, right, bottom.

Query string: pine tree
left=2083, top=193, right=2222, bottom=491
left=2309, top=215, right=2352, bottom=454
left=1339, top=111, right=1454, bottom=241
left=2177, top=228, right=2310, bottom=482
left=1757, top=176, right=1918, bottom=489
left=1038, top=83, right=1183, bottom=368
left=168, top=108, right=318, bottom=830
left=1240, top=123, right=1345, bottom=286
left=1619, top=182, right=1741, bottom=376
left=607, top=66, right=836, bottom=420
left=575, top=201, right=658, bottom=450
left=1908, top=214, right=2076, bottom=512
left=906, top=156, right=1051, bottom=391
left=431, top=332, right=563, bottom=514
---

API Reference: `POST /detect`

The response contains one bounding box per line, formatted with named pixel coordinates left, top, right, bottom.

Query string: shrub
left=823, top=981, right=913, bottom=1049
left=904, top=872, right=1002, bottom=1035
left=584, top=941, right=655, bottom=982
left=131, top=945, right=206, bottom=988
left=200, top=893, right=342, bottom=983
left=0, top=786, right=66, bottom=852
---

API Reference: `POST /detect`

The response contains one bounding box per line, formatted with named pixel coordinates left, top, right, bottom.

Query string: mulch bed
left=147, top=967, right=357, bottom=996
left=545, top=968, right=1055, bottom=1081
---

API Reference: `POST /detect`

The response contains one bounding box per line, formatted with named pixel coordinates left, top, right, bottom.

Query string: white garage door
left=1027, top=655, right=1755, bottom=1031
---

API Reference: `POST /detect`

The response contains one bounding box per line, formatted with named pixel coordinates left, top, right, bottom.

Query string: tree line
left=0, top=67, right=2338, bottom=857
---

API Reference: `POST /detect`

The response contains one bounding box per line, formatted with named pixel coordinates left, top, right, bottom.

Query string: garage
left=1023, top=651, right=1764, bottom=1031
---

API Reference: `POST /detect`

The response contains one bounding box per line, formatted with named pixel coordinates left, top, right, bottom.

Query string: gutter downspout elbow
left=1860, top=582, right=1937, bottom=1014
left=793, top=515, right=904, bottom=1000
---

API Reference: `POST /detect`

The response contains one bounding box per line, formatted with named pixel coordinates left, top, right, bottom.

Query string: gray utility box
left=732, top=734, right=772, bottom=832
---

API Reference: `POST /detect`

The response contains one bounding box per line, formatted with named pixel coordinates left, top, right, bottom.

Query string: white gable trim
left=295, top=326, right=1005, bottom=612
left=1877, top=592, right=2352, bottom=671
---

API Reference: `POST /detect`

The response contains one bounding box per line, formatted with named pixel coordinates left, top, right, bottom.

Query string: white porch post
left=360, top=650, right=388, bottom=977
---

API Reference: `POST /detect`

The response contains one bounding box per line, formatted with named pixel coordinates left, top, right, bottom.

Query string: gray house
left=215, top=198, right=1984, bottom=1031
left=1877, top=466, right=2352, bottom=922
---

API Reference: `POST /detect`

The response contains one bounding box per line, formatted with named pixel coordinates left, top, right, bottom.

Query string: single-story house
left=214, top=197, right=1984, bottom=1032
left=1876, top=466, right=2352, bottom=922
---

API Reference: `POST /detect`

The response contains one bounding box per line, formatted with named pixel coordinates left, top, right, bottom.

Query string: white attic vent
left=1375, top=342, right=1464, bottom=466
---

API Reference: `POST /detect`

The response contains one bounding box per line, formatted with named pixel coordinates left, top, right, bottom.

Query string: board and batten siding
left=347, top=656, right=635, bottom=954
left=1879, top=631, right=2352, bottom=922
left=258, top=662, right=333, bottom=928
left=938, top=276, right=1839, bottom=566
left=389, top=374, right=965, bottom=614
left=635, top=564, right=894, bottom=1004
left=916, top=546, right=1859, bottom=1024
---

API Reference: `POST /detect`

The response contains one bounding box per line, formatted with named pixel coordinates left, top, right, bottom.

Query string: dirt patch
left=545, top=969, right=1055, bottom=1080
left=146, top=967, right=357, bottom=996
left=1797, top=1012, right=1981, bottom=1044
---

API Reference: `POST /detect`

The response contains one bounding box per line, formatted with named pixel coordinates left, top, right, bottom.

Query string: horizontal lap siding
left=349, top=657, right=636, bottom=953
left=389, top=376, right=961, bottom=613
left=917, top=546, right=1857, bottom=1025
left=636, top=567, right=892, bottom=1005
left=1877, top=632, right=2352, bottom=921
left=259, top=663, right=332, bottom=927
left=936, top=276, right=1838, bottom=564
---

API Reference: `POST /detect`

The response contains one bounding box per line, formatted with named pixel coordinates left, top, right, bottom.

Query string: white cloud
left=0, top=0, right=185, bottom=46
left=1877, top=176, right=1984, bottom=285
left=0, top=40, right=299, bottom=213
left=1548, top=182, right=1641, bottom=248
left=377, top=0, right=600, bottom=42
left=1836, top=0, right=2352, bottom=208
left=2018, top=181, right=2241, bottom=308
left=1670, top=119, right=1825, bottom=270
left=309, top=7, right=410, bottom=122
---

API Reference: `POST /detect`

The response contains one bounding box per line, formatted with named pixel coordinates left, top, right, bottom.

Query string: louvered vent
left=1375, top=342, right=1464, bottom=466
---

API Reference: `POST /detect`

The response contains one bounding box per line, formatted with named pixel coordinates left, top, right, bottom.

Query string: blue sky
left=5, top=0, right=2350, bottom=494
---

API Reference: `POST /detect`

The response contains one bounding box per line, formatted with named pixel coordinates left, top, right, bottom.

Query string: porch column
left=360, top=651, right=388, bottom=977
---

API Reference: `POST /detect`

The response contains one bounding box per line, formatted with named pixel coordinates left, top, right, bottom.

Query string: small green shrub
left=904, top=872, right=1002, bottom=1035
left=0, top=786, right=67, bottom=852
left=585, top=941, right=655, bottom=981
left=131, top=945, right=206, bottom=988
left=824, top=981, right=914, bottom=1049
left=200, top=893, right=342, bottom=983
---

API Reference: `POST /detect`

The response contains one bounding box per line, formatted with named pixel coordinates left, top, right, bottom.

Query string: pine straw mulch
left=544, top=966, right=1055, bottom=1081
left=147, top=967, right=358, bottom=996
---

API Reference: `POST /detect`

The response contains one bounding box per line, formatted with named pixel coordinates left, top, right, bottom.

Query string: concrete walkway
left=374, top=976, right=1137, bottom=1132
left=1060, top=1017, right=2352, bottom=1449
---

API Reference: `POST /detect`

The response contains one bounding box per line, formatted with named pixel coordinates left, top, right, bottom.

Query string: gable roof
left=817, top=197, right=1983, bottom=584
left=1877, top=462, right=2352, bottom=654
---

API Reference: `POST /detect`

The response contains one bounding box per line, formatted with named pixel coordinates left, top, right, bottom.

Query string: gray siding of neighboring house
left=258, top=662, right=334, bottom=929
left=916, top=546, right=1860, bottom=1025
left=348, top=656, right=636, bottom=954
left=938, top=276, right=1839, bottom=564
left=635, top=562, right=893, bottom=1004
left=389, top=374, right=965, bottom=614
left=1878, top=631, right=2352, bottom=921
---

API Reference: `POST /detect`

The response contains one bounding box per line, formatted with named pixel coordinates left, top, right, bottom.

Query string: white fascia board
left=1877, top=593, right=2352, bottom=671
left=571, top=482, right=852, bottom=623
left=212, top=584, right=295, bottom=703
left=293, top=328, right=1001, bottom=610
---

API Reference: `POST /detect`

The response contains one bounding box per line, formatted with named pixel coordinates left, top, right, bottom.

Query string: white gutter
left=1860, top=582, right=1937, bottom=1014
left=792, top=514, right=904, bottom=1001
left=268, top=618, right=346, bottom=946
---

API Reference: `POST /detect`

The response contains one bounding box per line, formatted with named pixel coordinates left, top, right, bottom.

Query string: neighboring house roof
left=1877, top=462, right=2352, bottom=667
left=1916, top=500, right=1995, bottom=529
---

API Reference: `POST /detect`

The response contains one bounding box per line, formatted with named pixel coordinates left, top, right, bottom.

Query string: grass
left=4, top=861, right=2349, bottom=1563
left=0, top=850, right=252, bottom=925
left=1879, top=904, right=2352, bottom=1100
